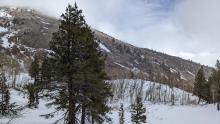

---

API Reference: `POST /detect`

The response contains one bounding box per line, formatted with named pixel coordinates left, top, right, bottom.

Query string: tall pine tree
left=0, top=65, right=18, bottom=116
left=194, top=66, right=206, bottom=104
left=42, top=3, right=111, bottom=124
left=216, top=60, right=220, bottom=70
left=41, top=57, right=53, bottom=88
left=28, top=55, right=42, bottom=108
left=29, top=55, right=40, bottom=83
left=209, top=60, right=220, bottom=110
left=25, top=83, right=40, bottom=108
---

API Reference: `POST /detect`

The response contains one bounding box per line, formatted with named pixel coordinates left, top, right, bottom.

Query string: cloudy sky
left=1, top=0, right=220, bottom=66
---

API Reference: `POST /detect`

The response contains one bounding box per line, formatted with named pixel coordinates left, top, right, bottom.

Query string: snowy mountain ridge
left=0, top=6, right=213, bottom=92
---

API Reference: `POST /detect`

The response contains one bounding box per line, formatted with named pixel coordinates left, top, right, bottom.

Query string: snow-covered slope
left=1, top=79, right=220, bottom=124
left=0, top=27, right=8, bottom=33
left=110, top=103, right=220, bottom=124
left=0, top=9, right=12, bottom=18
left=0, top=89, right=63, bottom=124
left=110, top=79, right=198, bottom=105
left=108, top=79, right=220, bottom=124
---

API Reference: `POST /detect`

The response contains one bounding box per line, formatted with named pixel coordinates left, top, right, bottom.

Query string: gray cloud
left=1, top=0, right=219, bottom=66
left=173, top=0, right=220, bottom=66
left=1, top=0, right=72, bottom=17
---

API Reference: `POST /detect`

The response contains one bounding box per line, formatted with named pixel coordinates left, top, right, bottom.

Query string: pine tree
left=194, top=66, right=206, bottom=104
left=203, top=81, right=211, bottom=103
left=42, top=3, right=111, bottom=124
left=119, top=103, right=125, bottom=124
left=29, top=56, right=40, bottom=83
left=0, top=72, right=7, bottom=115
left=10, top=59, right=19, bottom=88
left=78, top=28, right=112, bottom=123
left=41, top=57, right=52, bottom=87
left=209, top=60, right=220, bottom=110
left=0, top=68, right=17, bottom=116
left=209, top=70, right=216, bottom=103
left=215, top=73, right=220, bottom=110
left=28, top=56, right=42, bottom=108
left=130, top=96, right=146, bottom=124
left=25, top=83, right=40, bottom=108
left=216, top=60, right=220, bottom=70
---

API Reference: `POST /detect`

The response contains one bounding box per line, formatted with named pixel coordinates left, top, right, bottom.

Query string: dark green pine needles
left=38, top=3, right=112, bottom=124
left=130, top=96, right=146, bottom=124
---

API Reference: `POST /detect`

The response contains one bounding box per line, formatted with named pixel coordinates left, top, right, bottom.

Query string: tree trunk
left=12, top=71, right=16, bottom=88
left=91, top=116, right=94, bottom=124
left=197, top=98, right=201, bottom=104
left=13, top=75, right=16, bottom=88
left=69, top=100, right=76, bottom=124
left=217, top=103, right=220, bottom=111
left=187, top=93, right=190, bottom=104
left=171, top=88, right=175, bottom=105
left=68, top=83, right=76, bottom=124
left=81, top=73, right=87, bottom=124
left=81, top=103, right=86, bottom=124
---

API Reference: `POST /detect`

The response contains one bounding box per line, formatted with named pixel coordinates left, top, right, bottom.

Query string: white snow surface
left=0, top=89, right=63, bottom=124
left=40, top=21, right=50, bottom=25
left=43, top=27, right=49, bottom=30
left=99, top=43, right=111, bottom=53
left=187, top=71, right=195, bottom=76
left=109, top=103, right=220, bottom=124
left=3, top=32, right=16, bottom=48
left=6, top=73, right=33, bottom=86
left=109, top=79, right=198, bottom=105
left=0, top=28, right=18, bottom=48
left=0, top=27, right=8, bottom=33
left=0, top=10, right=12, bottom=18
left=114, top=62, right=130, bottom=70
left=170, top=68, right=177, bottom=73
left=131, top=67, right=140, bottom=74
left=1, top=79, right=220, bottom=124
left=108, top=79, right=220, bottom=124
left=1, top=34, right=13, bottom=48
left=181, top=74, right=187, bottom=80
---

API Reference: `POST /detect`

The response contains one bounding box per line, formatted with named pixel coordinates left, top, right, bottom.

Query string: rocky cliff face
left=0, top=7, right=213, bottom=90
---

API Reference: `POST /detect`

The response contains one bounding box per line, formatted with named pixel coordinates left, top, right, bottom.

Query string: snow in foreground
left=0, top=89, right=63, bottom=124
left=1, top=79, right=220, bottom=124
left=110, top=104, right=220, bottom=124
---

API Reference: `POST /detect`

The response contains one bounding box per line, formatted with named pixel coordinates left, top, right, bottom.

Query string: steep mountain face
left=0, top=7, right=213, bottom=90
left=95, top=30, right=212, bottom=89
